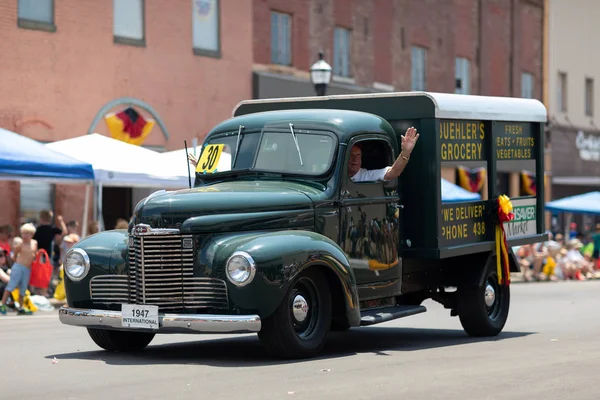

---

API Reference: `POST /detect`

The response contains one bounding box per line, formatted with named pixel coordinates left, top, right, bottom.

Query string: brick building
left=0, top=0, right=546, bottom=233
left=0, top=0, right=252, bottom=229
left=252, top=0, right=545, bottom=204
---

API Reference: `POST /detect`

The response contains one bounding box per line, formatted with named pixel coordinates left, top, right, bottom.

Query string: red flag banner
left=456, top=166, right=486, bottom=193
left=520, top=170, right=548, bottom=196
left=104, top=107, right=155, bottom=146
left=520, top=170, right=537, bottom=196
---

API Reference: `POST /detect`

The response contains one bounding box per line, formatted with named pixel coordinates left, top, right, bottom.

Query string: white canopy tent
left=160, top=145, right=232, bottom=179
left=46, top=133, right=190, bottom=188
left=46, top=133, right=192, bottom=230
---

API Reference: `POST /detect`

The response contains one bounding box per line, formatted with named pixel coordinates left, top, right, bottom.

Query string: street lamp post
left=309, top=52, right=332, bottom=96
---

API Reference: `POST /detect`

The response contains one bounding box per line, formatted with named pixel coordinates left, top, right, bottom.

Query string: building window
left=20, top=181, right=54, bottom=224
left=521, top=72, right=534, bottom=99
left=585, top=78, right=594, bottom=116
left=113, top=0, right=145, bottom=47
left=455, top=57, right=470, bottom=94
left=18, top=0, right=55, bottom=32
left=558, top=72, right=567, bottom=112
left=411, top=46, right=427, bottom=91
left=192, top=0, right=221, bottom=57
left=271, top=12, right=292, bottom=65
left=334, top=27, right=352, bottom=78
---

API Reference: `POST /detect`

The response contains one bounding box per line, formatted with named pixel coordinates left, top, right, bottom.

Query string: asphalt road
left=3, top=281, right=600, bottom=400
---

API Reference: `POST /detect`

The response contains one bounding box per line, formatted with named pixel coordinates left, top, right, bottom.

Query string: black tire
left=258, top=268, right=332, bottom=359
left=457, top=262, right=510, bottom=337
left=87, top=328, right=155, bottom=352
left=330, top=319, right=351, bottom=331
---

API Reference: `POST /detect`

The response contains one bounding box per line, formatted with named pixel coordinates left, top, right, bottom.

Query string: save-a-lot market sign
left=505, top=198, right=536, bottom=238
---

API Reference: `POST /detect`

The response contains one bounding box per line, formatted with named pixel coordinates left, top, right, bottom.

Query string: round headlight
left=64, top=248, right=90, bottom=282
left=226, top=251, right=256, bottom=287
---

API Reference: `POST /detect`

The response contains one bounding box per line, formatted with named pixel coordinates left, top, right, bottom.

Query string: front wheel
left=457, top=262, right=510, bottom=336
left=258, top=268, right=332, bottom=359
left=87, top=328, right=155, bottom=352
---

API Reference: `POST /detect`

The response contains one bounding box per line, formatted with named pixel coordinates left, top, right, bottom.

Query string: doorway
left=102, top=187, right=132, bottom=230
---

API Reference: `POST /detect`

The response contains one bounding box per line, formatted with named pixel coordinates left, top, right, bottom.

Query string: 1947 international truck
left=59, top=92, right=548, bottom=359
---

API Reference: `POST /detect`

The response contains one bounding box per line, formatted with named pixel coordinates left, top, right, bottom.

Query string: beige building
left=546, top=0, right=600, bottom=230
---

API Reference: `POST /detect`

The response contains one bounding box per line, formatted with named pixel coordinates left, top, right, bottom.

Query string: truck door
left=339, top=137, right=402, bottom=301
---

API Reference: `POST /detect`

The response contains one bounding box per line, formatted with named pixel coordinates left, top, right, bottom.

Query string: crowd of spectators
left=514, top=223, right=600, bottom=281
left=0, top=210, right=102, bottom=314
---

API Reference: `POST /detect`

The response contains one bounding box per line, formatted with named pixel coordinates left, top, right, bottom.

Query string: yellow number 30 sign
left=195, top=144, right=224, bottom=174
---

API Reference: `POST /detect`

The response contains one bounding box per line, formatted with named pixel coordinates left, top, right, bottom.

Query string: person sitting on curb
left=563, top=239, right=594, bottom=280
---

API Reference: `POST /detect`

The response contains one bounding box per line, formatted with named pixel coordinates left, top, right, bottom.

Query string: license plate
left=121, top=304, right=159, bottom=330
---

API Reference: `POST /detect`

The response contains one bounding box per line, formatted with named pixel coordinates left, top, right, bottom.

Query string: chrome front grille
left=90, top=275, right=129, bottom=303
left=127, top=233, right=229, bottom=311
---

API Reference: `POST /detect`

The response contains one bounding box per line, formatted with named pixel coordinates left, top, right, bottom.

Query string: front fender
left=206, top=230, right=360, bottom=326
left=65, top=230, right=129, bottom=307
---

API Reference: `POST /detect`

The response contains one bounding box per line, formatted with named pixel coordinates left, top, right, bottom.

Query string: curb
left=49, top=299, right=66, bottom=309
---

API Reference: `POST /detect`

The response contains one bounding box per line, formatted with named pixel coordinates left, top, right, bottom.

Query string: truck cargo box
left=234, top=91, right=548, bottom=259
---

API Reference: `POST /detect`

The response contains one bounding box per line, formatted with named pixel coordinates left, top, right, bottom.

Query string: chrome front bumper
left=59, top=307, right=261, bottom=334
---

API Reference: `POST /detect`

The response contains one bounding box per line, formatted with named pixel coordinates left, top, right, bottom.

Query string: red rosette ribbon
left=495, top=195, right=514, bottom=286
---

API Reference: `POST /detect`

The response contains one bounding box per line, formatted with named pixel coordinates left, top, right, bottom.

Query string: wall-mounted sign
left=576, top=130, right=600, bottom=161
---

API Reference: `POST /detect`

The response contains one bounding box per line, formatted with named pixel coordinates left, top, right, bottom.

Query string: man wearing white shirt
left=349, top=126, right=420, bottom=182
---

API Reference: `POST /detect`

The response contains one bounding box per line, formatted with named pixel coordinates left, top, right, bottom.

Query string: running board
left=359, top=305, right=427, bottom=326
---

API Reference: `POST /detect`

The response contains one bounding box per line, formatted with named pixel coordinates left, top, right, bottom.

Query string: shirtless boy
left=0, top=223, right=38, bottom=315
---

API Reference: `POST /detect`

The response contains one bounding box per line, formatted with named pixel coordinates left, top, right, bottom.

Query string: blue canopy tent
left=441, top=178, right=482, bottom=203
left=0, top=127, right=95, bottom=235
left=0, top=128, right=94, bottom=181
left=545, top=191, right=600, bottom=215
left=545, top=191, right=600, bottom=239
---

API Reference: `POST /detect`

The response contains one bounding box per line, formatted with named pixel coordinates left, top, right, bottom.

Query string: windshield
left=196, top=129, right=336, bottom=177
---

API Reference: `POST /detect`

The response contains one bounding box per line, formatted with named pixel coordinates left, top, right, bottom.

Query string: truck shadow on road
left=46, top=327, right=533, bottom=367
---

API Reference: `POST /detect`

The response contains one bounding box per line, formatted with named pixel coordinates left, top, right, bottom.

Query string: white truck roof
left=234, top=91, right=547, bottom=123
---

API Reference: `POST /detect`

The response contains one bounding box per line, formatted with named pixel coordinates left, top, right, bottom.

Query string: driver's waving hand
left=348, top=127, right=420, bottom=182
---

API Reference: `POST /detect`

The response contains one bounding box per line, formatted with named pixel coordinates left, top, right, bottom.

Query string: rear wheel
left=330, top=319, right=350, bottom=331
left=258, top=268, right=332, bottom=359
left=457, top=262, right=510, bottom=336
left=87, top=328, right=155, bottom=352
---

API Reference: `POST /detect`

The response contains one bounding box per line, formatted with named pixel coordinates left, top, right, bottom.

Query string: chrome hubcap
left=484, top=284, right=496, bottom=307
left=292, top=294, right=309, bottom=323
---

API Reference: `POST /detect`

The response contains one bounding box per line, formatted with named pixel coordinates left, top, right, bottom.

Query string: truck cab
left=59, top=92, right=548, bottom=359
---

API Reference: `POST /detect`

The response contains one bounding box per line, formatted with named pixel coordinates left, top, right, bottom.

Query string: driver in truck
left=349, top=126, right=420, bottom=182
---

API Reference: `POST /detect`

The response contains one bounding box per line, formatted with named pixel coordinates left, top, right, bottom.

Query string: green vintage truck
left=59, top=92, right=548, bottom=359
